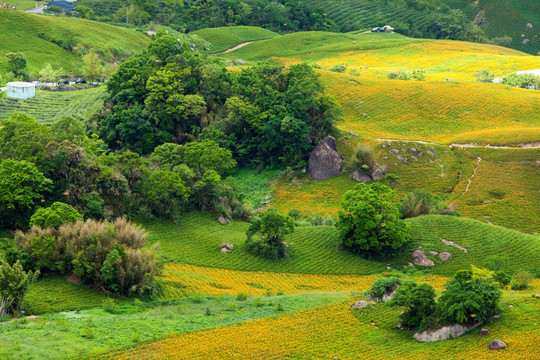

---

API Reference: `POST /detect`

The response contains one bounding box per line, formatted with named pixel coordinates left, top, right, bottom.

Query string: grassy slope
left=0, top=11, right=149, bottom=74
left=141, top=212, right=540, bottom=276
left=193, top=26, right=279, bottom=53
left=101, top=282, right=540, bottom=360
left=0, top=293, right=348, bottom=360
left=0, top=87, right=106, bottom=124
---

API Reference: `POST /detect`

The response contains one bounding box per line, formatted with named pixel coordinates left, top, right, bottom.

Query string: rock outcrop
left=479, top=328, right=489, bottom=336
left=413, top=322, right=481, bottom=342
left=488, top=339, right=507, bottom=350
left=350, top=300, right=369, bottom=309
left=308, top=136, right=343, bottom=180
left=412, top=250, right=435, bottom=266
left=439, top=251, right=452, bottom=261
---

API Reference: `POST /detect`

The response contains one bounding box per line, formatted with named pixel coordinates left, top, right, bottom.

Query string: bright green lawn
left=194, top=26, right=279, bottom=53
left=0, top=292, right=348, bottom=360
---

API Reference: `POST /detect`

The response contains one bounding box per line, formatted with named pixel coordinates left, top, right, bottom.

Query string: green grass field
left=0, top=87, right=106, bottom=124
left=193, top=26, right=279, bottom=53
left=0, top=11, right=149, bottom=74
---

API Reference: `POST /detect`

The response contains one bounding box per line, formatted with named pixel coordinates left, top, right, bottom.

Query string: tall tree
left=6, top=52, right=27, bottom=79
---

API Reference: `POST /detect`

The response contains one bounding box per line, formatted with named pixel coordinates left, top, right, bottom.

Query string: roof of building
left=7, top=82, right=35, bottom=88
left=47, top=0, right=75, bottom=11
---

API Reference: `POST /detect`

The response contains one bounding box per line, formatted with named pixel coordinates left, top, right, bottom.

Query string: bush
left=236, top=292, right=247, bottom=301
left=348, top=145, right=374, bottom=173
left=474, top=69, right=494, bottom=82
left=392, top=281, right=438, bottom=332
left=29, top=202, right=83, bottom=229
left=336, top=183, right=411, bottom=256
left=503, top=73, right=540, bottom=89
left=14, top=218, right=160, bottom=297
left=0, top=260, right=39, bottom=317
left=510, top=271, right=532, bottom=290
left=367, top=277, right=401, bottom=301
left=411, top=69, right=426, bottom=81
left=494, top=271, right=511, bottom=288
left=329, top=64, right=347, bottom=73
left=287, top=209, right=302, bottom=220
left=245, top=209, right=295, bottom=259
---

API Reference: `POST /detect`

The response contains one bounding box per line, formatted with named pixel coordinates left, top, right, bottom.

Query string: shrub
left=14, top=218, right=160, bottom=297
left=474, top=69, right=494, bottom=82
left=392, top=281, right=438, bottom=332
left=348, top=145, right=375, bottom=173
left=0, top=261, right=39, bottom=317
left=494, top=271, right=511, bottom=288
left=29, top=202, right=83, bottom=229
left=236, top=292, right=247, bottom=301
left=336, top=183, right=411, bottom=256
left=503, top=73, right=540, bottom=89
left=397, top=71, right=411, bottom=80
left=510, top=271, right=532, bottom=290
left=386, top=71, right=400, bottom=80
left=287, top=209, right=302, bottom=220
left=411, top=69, right=426, bottom=81
left=329, top=64, right=347, bottom=73
left=367, top=277, right=401, bottom=301
left=245, top=209, right=295, bottom=259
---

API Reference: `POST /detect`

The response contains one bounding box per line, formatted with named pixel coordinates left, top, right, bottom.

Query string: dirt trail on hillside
left=460, top=157, right=481, bottom=197
left=223, top=42, right=253, bottom=53
left=375, top=138, right=540, bottom=149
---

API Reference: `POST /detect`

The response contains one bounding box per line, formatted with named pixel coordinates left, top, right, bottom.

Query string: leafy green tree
left=38, top=63, right=63, bottom=84
left=29, top=202, right=83, bottom=229
left=438, top=266, right=501, bottom=324
left=51, top=117, right=86, bottom=144
left=143, top=170, right=189, bottom=219
left=245, top=209, right=295, bottom=259
left=82, top=49, right=103, bottom=84
left=0, top=261, right=39, bottom=317
left=0, top=159, right=53, bottom=229
left=75, top=5, right=95, bottom=19
left=0, top=114, right=52, bottom=166
left=6, top=52, right=27, bottom=79
left=392, top=281, right=438, bottom=331
left=335, top=183, right=411, bottom=256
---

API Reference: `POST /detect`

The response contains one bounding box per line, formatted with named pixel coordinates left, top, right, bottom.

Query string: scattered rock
left=400, top=148, right=407, bottom=153
left=220, top=247, right=229, bottom=254
left=414, top=322, right=481, bottom=342
left=397, top=324, right=403, bottom=329
left=439, top=251, right=452, bottom=261
left=382, top=153, right=388, bottom=159
left=441, top=238, right=468, bottom=253
left=221, top=243, right=234, bottom=250
left=362, top=113, right=370, bottom=118
left=371, top=168, right=383, bottom=181
left=382, top=286, right=398, bottom=302
left=253, top=207, right=265, bottom=212
left=397, top=154, right=408, bottom=163
left=408, top=262, right=415, bottom=267
left=508, top=304, right=514, bottom=308
left=428, top=251, right=439, bottom=256
left=350, top=300, right=369, bottom=309
left=352, top=171, right=372, bottom=183
left=417, top=151, right=424, bottom=157
left=479, top=328, right=489, bottom=336
left=308, top=136, right=343, bottom=180
left=386, top=266, right=391, bottom=270
left=217, top=216, right=230, bottom=224
left=385, top=141, right=391, bottom=147
left=534, top=293, right=540, bottom=298
left=348, top=131, right=359, bottom=137
left=389, top=149, right=399, bottom=156
left=412, top=250, right=435, bottom=266
left=427, top=150, right=435, bottom=157
left=488, top=339, right=507, bottom=350
left=235, top=59, right=246, bottom=64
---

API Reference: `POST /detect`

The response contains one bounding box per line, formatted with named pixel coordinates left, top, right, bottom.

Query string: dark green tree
left=245, top=209, right=295, bottom=259
left=335, top=183, right=411, bottom=256
left=6, top=52, right=27, bottom=79
left=392, top=281, right=438, bottom=331
left=29, top=202, right=83, bottom=229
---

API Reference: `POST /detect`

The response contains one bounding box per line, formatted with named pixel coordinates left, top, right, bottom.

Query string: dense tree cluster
left=75, top=0, right=337, bottom=33
left=99, top=32, right=339, bottom=167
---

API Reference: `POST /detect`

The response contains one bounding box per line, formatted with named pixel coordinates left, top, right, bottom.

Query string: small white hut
left=7, top=82, right=36, bottom=100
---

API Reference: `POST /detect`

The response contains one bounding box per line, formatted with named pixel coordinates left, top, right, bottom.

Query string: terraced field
left=0, top=87, right=106, bottom=124
left=193, top=26, right=279, bottom=53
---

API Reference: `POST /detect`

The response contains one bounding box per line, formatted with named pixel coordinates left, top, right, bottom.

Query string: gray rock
left=441, top=238, right=468, bottom=253
left=264, top=195, right=272, bottom=200
left=479, top=328, right=489, bottom=336
left=352, top=171, right=372, bottom=183
left=235, top=59, right=246, bottom=64
left=439, top=251, right=452, bottom=261
left=308, top=136, right=343, bottom=180
left=348, top=131, right=359, bottom=138
left=534, top=293, right=540, bottom=298
left=417, top=151, right=424, bottom=157
left=371, top=168, right=383, bottom=181
left=410, top=148, right=418, bottom=155
left=350, top=300, right=369, bottom=309
left=382, top=286, right=398, bottom=302
left=221, top=243, right=234, bottom=250
left=400, top=148, right=407, bottom=153
left=412, top=250, right=435, bottom=266
left=217, top=216, right=230, bottom=224
left=427, top=150, right=435, bottom=157
left=488, top=339, right=507, bottom=350
left=382, top=153, right=388, bottom=159
left=429, top=251, right=439, bottom=256
left=397, top=154, right=408, bottom=163
left=414, top=322, right=481, bottom=342
left=220, top=247, right=229, bottom=254
left=253, top=207, right=265, bottom=212
left=389, top=149, right=399, bottom=156
left=385, top=141, right=391, bottom=147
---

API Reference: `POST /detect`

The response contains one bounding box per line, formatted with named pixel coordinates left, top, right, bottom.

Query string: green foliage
left=367, top=277, right=401, bottom=301
left=329, top=64, right=347, bottom=73
left=503, top=73, right=540, bottom=89
left=474, top=69, right=494, bottom=82
left=336, top=183, right=411, bottom=256
left=392, top=281, right=438, bottom=331
left=510, top=271, right=532, bottom=290
left=15, top=218, right=160, bottom=297
left=399, top=189, right=455, bottom=218
left=0, top=159, right=53, bottom=229
left=143, top=170, right=190, bottom=220
left=411, top=69, right=426, bottom=81
left=236, top=292, right=247, bottom=301
left=6, top=52, right=28, bottom=79
left=348, top=144, right=374, bottom=173
left=0, top=260, right=39, bottom=317
left=494, top=271, right=511, bottom=288
left=246, top=209, right=295, bottom=259
left=438, top=266, right=501, bottom=324
left=29, top=202, right=83, bottom=229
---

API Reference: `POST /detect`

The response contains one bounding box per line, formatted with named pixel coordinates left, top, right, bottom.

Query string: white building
left=6, top=82, right=36, bottom=100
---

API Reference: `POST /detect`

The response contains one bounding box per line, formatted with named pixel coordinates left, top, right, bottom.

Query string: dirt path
left=375, top=138, right=540, bottom=149
left=461, top=156, right=481, bottom=196
left=222, top=41, right=253, bottom=53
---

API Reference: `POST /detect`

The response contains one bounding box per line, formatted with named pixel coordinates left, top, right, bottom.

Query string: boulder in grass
left=221, top=243, right=234, bottom=250
left=308, top=136, right=343, bottom=180
left=350, top=300, right=369, bottom=309
left=220, top=247, right=229, bottom=254
left=439, top=251, right=452, bottom=261
left=352, top=171, right=372, bottom=183
left=348, top=131, right=359, bottom=138
left=218, top=216, right=230, bottom=224
left=479, top=328, right=489, bottom=336
left=488, top=339, right=507, bottom=350
left=412, top=250, right=434, bottom=266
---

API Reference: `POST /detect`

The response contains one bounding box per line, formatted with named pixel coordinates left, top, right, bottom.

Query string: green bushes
left=245, top=209, right=295, bottom=259
left=29, top=202, right=83, bottom=229
left=329, top=64, right=347, bottom=73
left=387, top=69, right=425, bottom=81
left=392, top=281, right=438, bottom=331
left=348, top=144, right=375, bottom=173
left=336, top=183, right=411, bottom=256
left=399, top=189, right=457, bottom=219
left=503, top=73, right=539, bottom=89
left=510, top=271, right=532, bottom=290
left=0, top=260, right=39, bottom=317
left=14, top=218, right=160, bottom=297
left=474, top=69, right=494, bottom=82
left=367, top=277, right=401, bottom=301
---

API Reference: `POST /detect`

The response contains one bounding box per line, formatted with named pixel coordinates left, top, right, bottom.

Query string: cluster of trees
left=99, top=31, right=339, bottom=167
left=389, top=266, right=502, bottom=332
left=74, top=0, right=337, bottom=33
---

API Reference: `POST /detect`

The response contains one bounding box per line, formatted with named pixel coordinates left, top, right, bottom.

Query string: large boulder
left=414, top=322, right=481, bottom=342
left=350, top=300, right=369, bottom=309
left=412, top=250, right=435, bottom=266
left=308, top=136, right=343, bottom=180
left=439, top=251, right=452, bottom=261
left=488, top=339, right=507, bottom=350
left=352, top=171, right=372, bottom=183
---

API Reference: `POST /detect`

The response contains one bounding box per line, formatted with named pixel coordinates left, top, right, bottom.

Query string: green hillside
left=0, top=87, right=106, bottom=124
left=193, top=26, right=279, bottom=53
left=0, top=10, right=150, bottom=74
